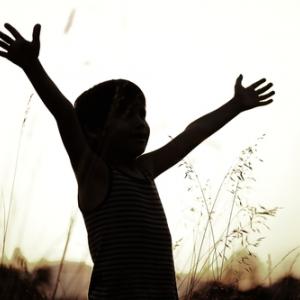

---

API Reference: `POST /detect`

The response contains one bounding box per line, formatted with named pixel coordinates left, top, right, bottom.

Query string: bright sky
left=0, top=0, right=300, bottom=277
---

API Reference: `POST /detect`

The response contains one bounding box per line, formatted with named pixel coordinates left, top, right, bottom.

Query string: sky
left=0, top=0, right=300, bottom=278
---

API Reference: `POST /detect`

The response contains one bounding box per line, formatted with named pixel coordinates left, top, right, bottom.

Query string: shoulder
left=75, top=149, right=110, bottom=213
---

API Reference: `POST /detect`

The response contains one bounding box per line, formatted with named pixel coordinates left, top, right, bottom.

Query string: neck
left=97, top=134, right=139, bottom=168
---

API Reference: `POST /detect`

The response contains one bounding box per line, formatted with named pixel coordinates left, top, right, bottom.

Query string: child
left=0, top=24, right=275, bottom=299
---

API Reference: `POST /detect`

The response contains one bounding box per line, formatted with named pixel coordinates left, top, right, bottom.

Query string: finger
left=258, top=99, right=273, bottom=106
left=248, top=78, right=266, bottom=90
left=235, top=74, right=243, bottom=87
left=0, top=40, right=9, bottom=51
left=258, top=91, right=275, bottom=100
left=0, top=31, right=14, bottom=44
left=4, top=23, right=23, bottom=40
left=256, top=82, right=273, bottom=94
left=0, top=50, right=8, bottom=58
left=32, top=24, right=41, bottom=44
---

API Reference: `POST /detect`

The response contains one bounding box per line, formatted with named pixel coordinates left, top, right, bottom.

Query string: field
left=0, top=103, right=297, bottom=299
left=1, top=257, right=300, bottom=299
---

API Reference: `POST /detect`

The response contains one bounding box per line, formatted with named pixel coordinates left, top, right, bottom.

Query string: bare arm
left=23, top=59, right=73, bottom=119
left=21, top=59, right=91, bottom=174
left=0, top=23, right=98, bottom=175
left=139, top=75, right=275, bottom=179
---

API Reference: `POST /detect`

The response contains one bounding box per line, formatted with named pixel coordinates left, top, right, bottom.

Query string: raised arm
left=0, top=23, right=97, bottom=176
left=181, top=75, right=274, bottom=145
left=138, top=75, right=275, bottom=179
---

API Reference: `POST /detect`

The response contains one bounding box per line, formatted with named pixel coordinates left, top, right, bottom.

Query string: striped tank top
left=81, top=163, right=179, bottom=300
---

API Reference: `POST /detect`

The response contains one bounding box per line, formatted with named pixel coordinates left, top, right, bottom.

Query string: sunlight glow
left=0, top=0, right=299, bottom=279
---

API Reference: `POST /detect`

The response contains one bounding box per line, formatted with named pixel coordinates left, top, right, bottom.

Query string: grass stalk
left=51, top=215, right=75, bottom=300
left=219, top=181, right=239, bottom=280
left=1, top=94, right=33, bottom=264
left=267, top=254, right=272, bottom=286
left=262, top=246, right=300, bottom=283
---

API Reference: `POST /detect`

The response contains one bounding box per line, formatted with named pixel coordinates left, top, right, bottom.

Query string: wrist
left=22, top=58, right=41, bottom=74
left=230, top=97, right=244, bottom=114
left=22, top=58, right=42, bottom=76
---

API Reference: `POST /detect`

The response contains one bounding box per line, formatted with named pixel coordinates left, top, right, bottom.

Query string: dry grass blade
left=64, top=9, right=76, bottom=34
left=1, top=94, right=33, bottom=265
left=262, top=246, right=300, bottom=283
left=219, top=181, right=239, bottom=280
left=178, top=134, right=281, bottom=299
left=51, top=215, right=75, bottom=300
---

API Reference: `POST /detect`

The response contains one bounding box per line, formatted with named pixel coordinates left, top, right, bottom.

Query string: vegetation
left=174, top=135, right=288, bottom=299
left=0, top=249, right=49, bottom=299
left=0, top=96, right=297, bottom=298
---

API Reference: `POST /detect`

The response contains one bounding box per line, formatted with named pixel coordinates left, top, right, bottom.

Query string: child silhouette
left=0, top=24, right=274, bottom=300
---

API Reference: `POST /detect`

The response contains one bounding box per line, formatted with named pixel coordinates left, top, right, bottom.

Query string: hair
left=74, top=79, right=145, bottom=151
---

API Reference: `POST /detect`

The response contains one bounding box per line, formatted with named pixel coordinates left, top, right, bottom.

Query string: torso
left=81, top=162, right=178, bottom=299
left=76, top=155, right=151, bottom=214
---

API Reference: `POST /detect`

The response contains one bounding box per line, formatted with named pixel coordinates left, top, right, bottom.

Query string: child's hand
left=233, top=74, right=275, bottom=112
left=0, top=23, right=41, bottom=69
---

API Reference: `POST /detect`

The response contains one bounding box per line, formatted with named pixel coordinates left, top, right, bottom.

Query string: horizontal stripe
left=85, top=216, right=170, bottom=231
left=81, top=166, right=178, bottom=300
left=84, top=192, right=164, bottom=213
left=85, top=206, right=167, bottom=221
left=93, top=249, right=174, bottom=263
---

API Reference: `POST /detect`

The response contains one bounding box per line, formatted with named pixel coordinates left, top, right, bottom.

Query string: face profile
left=100, top=95, right=150, bottom=162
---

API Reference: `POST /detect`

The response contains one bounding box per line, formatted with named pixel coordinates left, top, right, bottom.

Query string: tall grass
left=0, top=99, right=295, bottom=299
left=175, top=134, right=281, bottom=299
left=1, top=93, right=34, bottom=265
left=0, top=92, right=85, bottom=299
left=51, top=215, right=75, bottom=300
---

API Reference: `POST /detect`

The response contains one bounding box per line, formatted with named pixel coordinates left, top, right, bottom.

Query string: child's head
left=74, top=79, right=150, bottom=161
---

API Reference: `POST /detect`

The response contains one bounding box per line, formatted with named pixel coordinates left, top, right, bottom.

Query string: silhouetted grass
left=2, top=258, right=300, bottom=299
left=175, top=135, right=282, bottom=298
left=0, top=249, right=92, bottom=299
left=0, top=262, right=48, bottom=299
left=180, top=275, right=300, bottom=300
left=0, top=97, right=293, bottom=299
left=1, top=94, right=34, bottom=264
